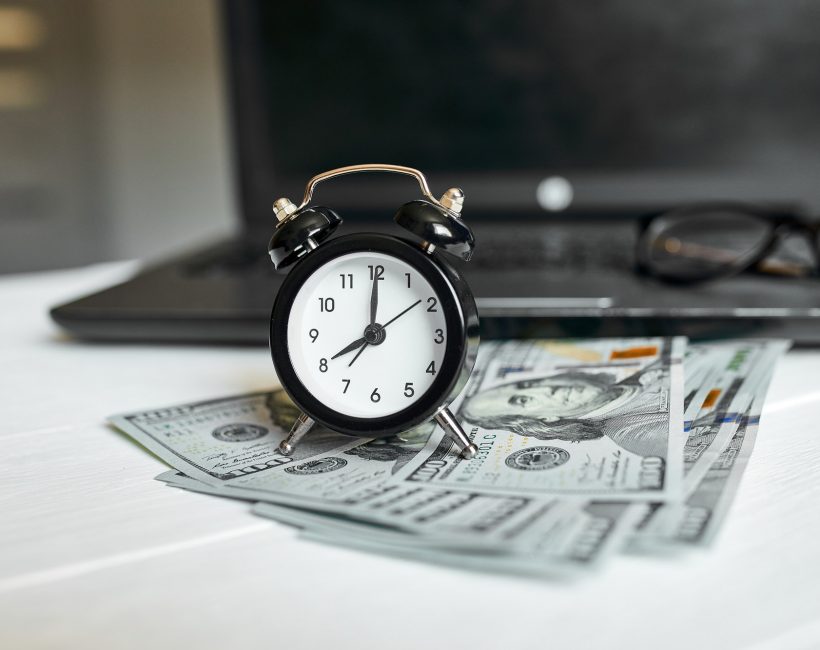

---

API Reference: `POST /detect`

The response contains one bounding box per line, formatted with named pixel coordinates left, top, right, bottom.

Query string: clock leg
left=434, top=408, right=478, bottom=460
left=278, top=413, right=315, bottom=455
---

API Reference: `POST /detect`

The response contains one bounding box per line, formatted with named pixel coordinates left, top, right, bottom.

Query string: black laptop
left=51, top=1, right=820, bottom=345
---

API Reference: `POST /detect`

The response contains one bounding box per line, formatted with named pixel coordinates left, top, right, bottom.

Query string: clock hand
left=348, top=342, right=369, bottom=367
left=369, top=270, right=379, bottom=326
left=380, top=299, right=422, bottom=329
left=331, top=336, right=367, bottom=360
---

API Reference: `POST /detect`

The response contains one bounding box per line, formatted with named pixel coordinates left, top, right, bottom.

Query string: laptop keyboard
left=185, top=225, right=638, bottom=278
left=469, top=226, right=636, bottom=272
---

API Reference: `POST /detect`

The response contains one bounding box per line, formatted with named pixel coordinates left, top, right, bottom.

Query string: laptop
left=51, top=1, right=820, bottom=345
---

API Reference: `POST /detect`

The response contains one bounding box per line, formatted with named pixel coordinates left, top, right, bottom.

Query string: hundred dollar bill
left=158, top=466, right=590, bottom=555
left=628, top=343, right=735, bottom=542
left=681, top=340, right=780, bottom=493
left=111, top=336, right=788, bottom=577
left=681, top=344, right=730, bottom=419
left=251, top=500, right=644, bottom=573
left=393, top=337, right=687, bottom=500
left=170, top=424, right=445, bottom=520
left=157, top=467, right=561, bottom=549
left=109, top=390, right=358, bottom=486
left=163, top=467, right=644, bottom=570
left=158, top=465, right=636, bottom=564
left=157, top=442, right=642, bottom=563
left=111, top=389, right=449, bottom=520
left=112, top=338, right=683, bottom=512
left=639, top=340, right=789, bottom=546
left=118, top=352, right=495, bottom=521
left=136, top=340, right=672, bottom=529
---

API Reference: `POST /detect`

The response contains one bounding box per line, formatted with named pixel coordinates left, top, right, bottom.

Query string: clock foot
left=279, top=413, right=315, bottom=456
left=434, top=408, right=478, bottom=460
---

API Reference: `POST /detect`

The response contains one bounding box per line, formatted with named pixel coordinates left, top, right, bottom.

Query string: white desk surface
left=2, top=262, right=820, bottom=650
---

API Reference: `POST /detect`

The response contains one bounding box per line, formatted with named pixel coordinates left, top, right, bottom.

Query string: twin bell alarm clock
left=267, top=164, right=480, bottom=459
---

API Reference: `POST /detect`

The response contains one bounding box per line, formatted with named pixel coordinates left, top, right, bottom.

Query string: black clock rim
left=270, top=234, right=469, bottom=438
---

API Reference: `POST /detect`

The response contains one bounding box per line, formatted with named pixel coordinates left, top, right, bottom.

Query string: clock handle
left=435, top=408, right=478, bottom=460
left=278, top=413, right=315, bottom=456
left=297, top=164, right=451, bottom=214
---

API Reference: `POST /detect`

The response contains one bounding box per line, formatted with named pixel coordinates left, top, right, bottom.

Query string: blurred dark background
left=3, top=0, right=820, bottom=273
left=262, top=1, right=820, bottom=173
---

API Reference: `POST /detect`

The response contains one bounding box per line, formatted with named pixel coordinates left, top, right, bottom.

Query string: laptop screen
left=227, top=1, right=820, bottom=220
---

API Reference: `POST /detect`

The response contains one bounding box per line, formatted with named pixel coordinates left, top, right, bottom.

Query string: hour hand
left=331, top=336, right=366, bottom=360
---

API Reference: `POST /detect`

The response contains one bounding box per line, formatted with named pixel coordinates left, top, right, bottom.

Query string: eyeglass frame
left=634, top=202, right=820, bottom=285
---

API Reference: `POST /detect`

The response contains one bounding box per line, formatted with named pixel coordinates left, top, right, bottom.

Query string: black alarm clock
left=268, top=164, right=479, bottom=459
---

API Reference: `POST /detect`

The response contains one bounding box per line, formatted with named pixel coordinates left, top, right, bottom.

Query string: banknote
left=681, top=340, right=780, bottom=493
left=159, top=465, right=641, bottom=564
left=140, top=339, right=685, bottom=516
left=393, top=337, right=686, bottom=500
left=681, top=344, right=730, bottom=420
left=109, top=390, right=358, bottom=486
left=169, top=425, right=448, bottom=520
left=113, top=339, right=686, bottom=506
left=628, top=345, right=736, bottom=538
left=111, top=352, right=493, bottom=520
left=110, top=383, right=462, bottom=514
left=251, top=500, right=644, bottom=572
left=110, top=388, right=477, bottom=527
left=112, top=336, right=789, bottom=578
left=156, top=467, right=562, bottom=549
left=639, top=341, right=790, bottom=546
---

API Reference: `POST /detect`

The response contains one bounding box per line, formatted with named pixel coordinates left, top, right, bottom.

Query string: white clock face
left=286, top=251, right=449, bottom=418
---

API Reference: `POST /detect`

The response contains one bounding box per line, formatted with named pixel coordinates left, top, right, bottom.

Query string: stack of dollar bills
left=110, top=338, right=789, bottom=577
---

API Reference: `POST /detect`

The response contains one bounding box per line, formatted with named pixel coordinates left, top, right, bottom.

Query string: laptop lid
left=223, top=1, right=820, bottom=225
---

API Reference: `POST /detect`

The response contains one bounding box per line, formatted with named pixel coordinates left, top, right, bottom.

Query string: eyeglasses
left=635, top=203, right=820, bottom=284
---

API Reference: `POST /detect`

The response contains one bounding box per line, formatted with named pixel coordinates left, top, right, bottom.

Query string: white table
left=2, top=263, right=819, bottom=650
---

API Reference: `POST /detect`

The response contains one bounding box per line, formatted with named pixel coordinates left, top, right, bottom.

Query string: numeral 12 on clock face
left=287, top=252, right=448, bottom=418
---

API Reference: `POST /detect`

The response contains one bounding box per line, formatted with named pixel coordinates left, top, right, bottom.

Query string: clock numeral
left=319, top=358, right=328, bottom=373
left=426, top=361, right=436, bottom=375
left=434, top=328, right=444, bottom=344
left=370, top=387, right=381, bottom=402
left=309, top=328, right=319, bottom=343
left=368, top=265, right=385, bottom=281
left=404, top=382, right=415, bottom=397
left=405, top=272, right=411, bottom=288
left=339, top=273, right=353, bottom=289
left=319, top=297, right=335, bottom=312
left=342, top=378, right=351, bottom=394
left=427, top=297, right=438, bottom=312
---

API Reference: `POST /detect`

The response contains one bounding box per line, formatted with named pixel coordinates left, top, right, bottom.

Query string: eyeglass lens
left=641, top=209, right=772, bottom=281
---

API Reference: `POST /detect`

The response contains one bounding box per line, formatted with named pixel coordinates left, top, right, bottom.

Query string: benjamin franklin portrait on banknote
left=460, top=366, right=670, bottom=456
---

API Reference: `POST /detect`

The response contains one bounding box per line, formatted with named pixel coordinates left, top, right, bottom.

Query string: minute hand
left=369, top=271, right=379, bottom=326
left=380, top=299, right=422, bottom=329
